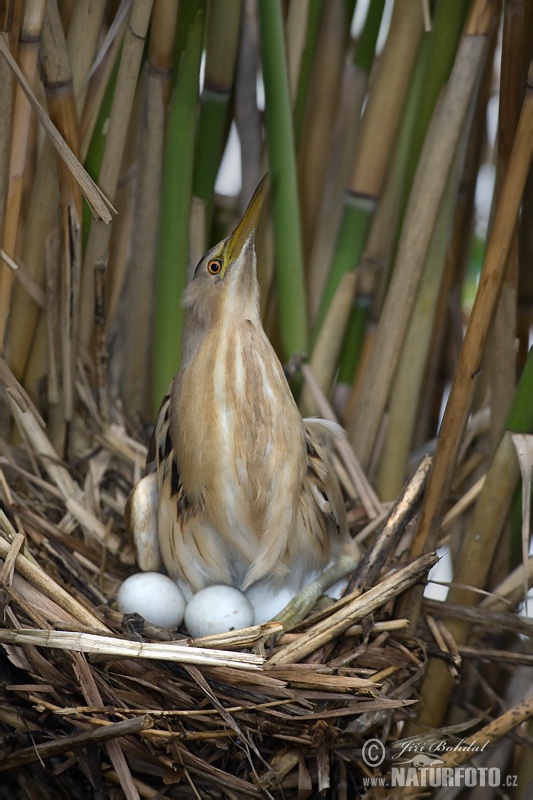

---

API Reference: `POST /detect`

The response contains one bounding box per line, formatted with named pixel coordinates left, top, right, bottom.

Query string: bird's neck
left=181, top=294, right=261, bottom=368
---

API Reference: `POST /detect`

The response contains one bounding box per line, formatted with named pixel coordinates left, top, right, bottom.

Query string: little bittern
left=127, top=177, right=351, bottom=621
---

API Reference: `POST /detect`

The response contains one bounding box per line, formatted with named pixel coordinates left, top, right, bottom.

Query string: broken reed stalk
left=353, top=454, right=431, bottom=592
left=0, top=629, right=265, bottom=670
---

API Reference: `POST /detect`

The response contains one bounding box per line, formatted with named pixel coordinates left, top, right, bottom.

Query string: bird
left=126, top=176, right=354, bottom=625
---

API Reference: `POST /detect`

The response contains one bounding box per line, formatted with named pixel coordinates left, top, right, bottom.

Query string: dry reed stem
left=0, top=715, right=152, bottom=773
left=0, top=537, right=109, bottom=632
left=285, top=0, right=309, bottom=104
left=72, top=651, right=140, bottom=800
left=0, top=0, right=46, bottom=348
left=481, top=557, right=533, bottom=611
left=488, top=2, right=526, bottom=445
left=308, top=61, right=368, bottom=320
left=349, top=6, right=497, bottom=468
left=300, top=362, right=382, bottom=519
left=406, top=61, right=533, bottom=617
left=79, top=8, right=129, bottom=159
left=354, top=454, right=431, bottom=592
left=7, top=394, right=122, bottom=552
left=299, top=272, right=357, bottom=417
left=66, top=0, right=107, bottom=113
left=189, top=621, right=282, bottom=650
left=0, top=357, right=44, bottom=425
left=349, top=0, right=424, bottom=197
left=79, top=0, right=153, bottom=350
left=114, top=0, right=177, bottom=419
left=297, top=1, right=344, bottom=253
left=0, top=629, right=265, bottom=670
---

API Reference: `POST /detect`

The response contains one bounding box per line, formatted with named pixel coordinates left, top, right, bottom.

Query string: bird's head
left=183, top=175, right=268, bottom=328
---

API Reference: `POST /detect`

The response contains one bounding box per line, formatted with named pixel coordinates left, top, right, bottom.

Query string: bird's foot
left=272, top=553, right=358, bottom=631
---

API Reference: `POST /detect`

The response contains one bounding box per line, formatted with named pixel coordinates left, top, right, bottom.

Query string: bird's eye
left=207, top=259, right=222, bottom=275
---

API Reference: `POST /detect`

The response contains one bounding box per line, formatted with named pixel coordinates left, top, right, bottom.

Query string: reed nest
left=0, top=368, right=532, bottom=800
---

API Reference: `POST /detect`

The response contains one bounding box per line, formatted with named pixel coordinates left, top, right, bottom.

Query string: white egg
left=117, top=572, right=186, bottom=629
left=245, top=581, right=298, bottom=624
left=184, top=585, right=254, bottom=638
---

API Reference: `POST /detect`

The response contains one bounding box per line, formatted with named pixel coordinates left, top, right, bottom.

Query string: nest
left=0, top=371, right=532, bottom=799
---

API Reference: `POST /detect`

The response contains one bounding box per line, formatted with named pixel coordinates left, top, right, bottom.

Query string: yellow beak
left=227, top=174, right=269, bottom=262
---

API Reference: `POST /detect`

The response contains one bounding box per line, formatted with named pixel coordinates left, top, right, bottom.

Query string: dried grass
left=0, top=363, right=529, bottom=798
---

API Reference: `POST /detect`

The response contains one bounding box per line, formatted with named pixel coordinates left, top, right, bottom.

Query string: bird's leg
left=272, top=551, right=359, bottom=631
left=125, top=472, right=162, bottom=571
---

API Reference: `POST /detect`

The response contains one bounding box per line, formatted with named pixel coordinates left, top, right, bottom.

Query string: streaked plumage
left=128, top=177, right=348, bottom=604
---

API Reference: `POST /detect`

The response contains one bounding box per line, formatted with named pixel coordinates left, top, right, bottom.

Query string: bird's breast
left=171, top=319, right=306, bottom=536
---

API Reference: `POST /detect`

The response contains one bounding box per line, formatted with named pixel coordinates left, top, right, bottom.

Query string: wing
left=303, top=418, right=348, bottom=539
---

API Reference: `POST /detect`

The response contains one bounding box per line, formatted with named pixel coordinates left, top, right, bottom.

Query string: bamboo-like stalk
left=292, top=0, right=322, bottom=146
left=152, top=0, right=206, bottom=410
left=297, top=0, right=346, bottom=257
left=257, top=0, right=307, bottom=362
left=114, top=0, right=178, bottom=422
left=376, top=162, right=461, bottom=500
left=307, top=0, right=385, bottom=321
left=0, top=0, right=47, bottom=348
left=0, top=33, right=11, bottom=266
left=348, top=2, right=499, bottom=470
left=336, top=3, right=469, bottom=396
left=66, top=0, right=107, bottom=115
left=285, top=0, right=311, bottom=107
left=79, top=0, right=153, bottom=352
left=405, top=58, right=533, bottom=610
left=311, top=0, right=424, bottom=348
left=7, top=0, right=106, bottom=388
left=192, top=0, right=241, bottom=242
left=79, top=11, right=127, bottom=161
left=299, top=272, right=356, bottom=417
left=39, top=0, right=82, bottom=435
left=412, top=39, right=494, bottom=452
left=402, top=0, right=471, bottom=213
left=488, top=1, right=527, bottom=445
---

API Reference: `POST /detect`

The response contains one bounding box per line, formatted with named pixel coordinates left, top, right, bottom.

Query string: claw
left=272, top=553, right=359, bottom=631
